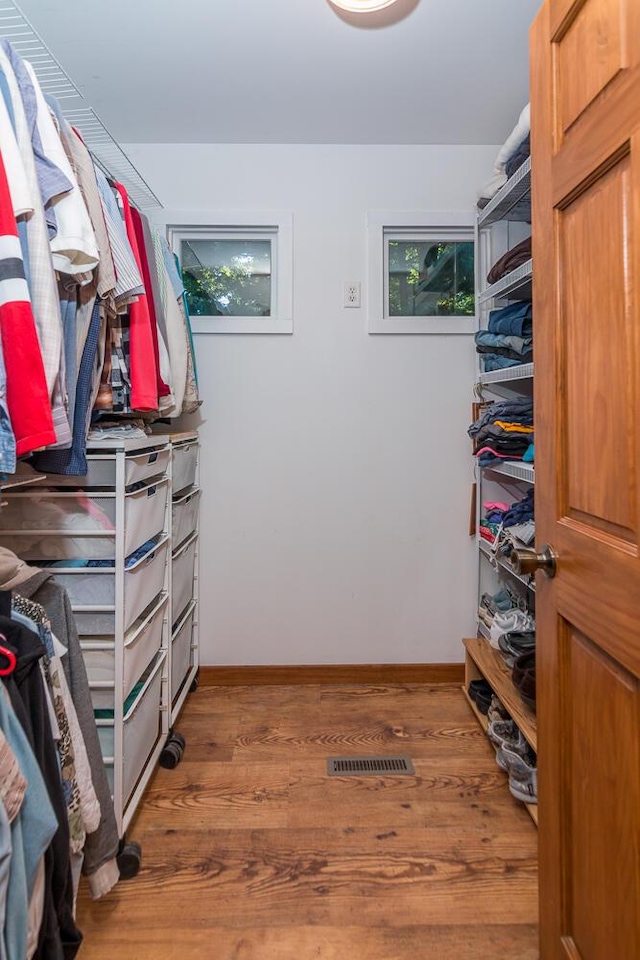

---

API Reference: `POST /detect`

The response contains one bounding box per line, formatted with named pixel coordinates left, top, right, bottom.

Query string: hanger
left=0, top=633, right=16, bottom=677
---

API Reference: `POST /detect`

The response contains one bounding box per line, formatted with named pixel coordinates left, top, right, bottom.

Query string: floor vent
left=327, top=756, right=415, bottom=777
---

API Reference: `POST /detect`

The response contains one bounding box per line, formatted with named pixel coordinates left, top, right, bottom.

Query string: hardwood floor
left=77, top=683, right=539, bottom=959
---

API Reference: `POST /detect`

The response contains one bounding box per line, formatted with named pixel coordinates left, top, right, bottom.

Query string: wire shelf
left=479, top=259, right=533, bottom=304
left=482, top=461, right=535, bottom=484
left=478, top=157, right=532, bottom=228
left=479, top=362, right=534, bottom=385
left=478, top=538, right=535, bottom=592
left=64, top=109, right=162, bottom=209
left=0, top=2, right=162, bottom=209
left=0, top=2, right=80, bottom=98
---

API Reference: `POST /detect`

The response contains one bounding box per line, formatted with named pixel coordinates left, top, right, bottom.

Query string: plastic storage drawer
left=172, top=441, right=198, bottom=495
left=0, top=480, right=169, bottom=560
left=172, top=488, right=200, bottom=548
left=171, top=602, right=195, bottom=701
left=97, top=654, right=163, bottom=804
left=56, top=539, right=169, bottom=635
left=48, top=446, right=170, bottom=489
left=82, top=594, right=167, bottom=701
left=172, top=534, right=197, bottom=624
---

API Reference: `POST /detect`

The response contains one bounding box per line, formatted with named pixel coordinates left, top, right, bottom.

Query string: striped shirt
left=94, top=165, right=144, bottom=304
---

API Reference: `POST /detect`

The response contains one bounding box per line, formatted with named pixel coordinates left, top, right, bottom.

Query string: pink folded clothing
left=476, top=446, right=524, bottom=461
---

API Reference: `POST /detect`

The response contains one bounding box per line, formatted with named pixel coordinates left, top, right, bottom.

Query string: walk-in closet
left=0, top=1, right=638, bottom=959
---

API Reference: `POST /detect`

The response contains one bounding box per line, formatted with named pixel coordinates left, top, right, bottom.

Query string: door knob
left=509, top=544, right=558, bottom=579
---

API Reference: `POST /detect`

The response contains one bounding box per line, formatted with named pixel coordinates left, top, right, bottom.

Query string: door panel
left=555, top=0, right=625, bottom=132
left=568, top=631, right=640, bottom=959
left=531, top=1, right=640, bottom=957
left=561, top=153, right=635, bottom=535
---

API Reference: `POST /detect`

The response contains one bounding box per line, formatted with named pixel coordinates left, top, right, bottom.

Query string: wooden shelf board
left=463, top=637, right=537, bottom=751
left=525, top=802, right=539, bottom=826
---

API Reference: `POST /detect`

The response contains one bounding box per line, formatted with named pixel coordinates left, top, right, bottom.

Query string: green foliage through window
left=182, top=239, right=272, bottom=317
left=387, top=240, right=474, bottom=318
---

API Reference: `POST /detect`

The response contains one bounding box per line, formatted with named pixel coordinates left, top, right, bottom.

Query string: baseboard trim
left=198, top=663, right=464, bottom=686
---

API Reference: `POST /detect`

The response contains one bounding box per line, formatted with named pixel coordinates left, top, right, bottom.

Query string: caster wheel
left=160, top=737, right=184, bottom=769
left=171, top=731, right=186, bottom=751
left=117, top=840, right=142, bottom=880
left=190, top=669, right=200, bottom=693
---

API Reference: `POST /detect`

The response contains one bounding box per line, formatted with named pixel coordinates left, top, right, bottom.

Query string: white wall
left=127, top=143, right=498, bottom=665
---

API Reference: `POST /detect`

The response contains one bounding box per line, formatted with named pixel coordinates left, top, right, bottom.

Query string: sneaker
left=501, top=744, right=538, bottom=804
left=489, top=609, right=535, bottom=649
left=487, top=695, right=510, bottom=723
left=488, top=719, right=529, bottom=756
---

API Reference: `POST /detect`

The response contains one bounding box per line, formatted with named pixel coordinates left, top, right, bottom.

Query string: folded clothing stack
left=487, top=236, right=532, bottom=285
left=477, top=301, right=533, bottom=372
left=468, top=397, right=534, bottom=467
left=477, top=103, right=531, bottom=205
left=479, top=489, right=535, bottom=548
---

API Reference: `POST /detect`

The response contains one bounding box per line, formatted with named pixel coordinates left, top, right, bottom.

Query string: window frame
left=167, top=211, right=293, bottom=334
left=367, top=211, right=476, bottom=335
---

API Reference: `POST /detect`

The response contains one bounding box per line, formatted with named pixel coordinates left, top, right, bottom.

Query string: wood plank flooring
left=77, top=683, right=539, bottom=959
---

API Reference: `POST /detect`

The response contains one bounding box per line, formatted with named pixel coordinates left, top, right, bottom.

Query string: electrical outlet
left=344, top=281, right=361, bottom=308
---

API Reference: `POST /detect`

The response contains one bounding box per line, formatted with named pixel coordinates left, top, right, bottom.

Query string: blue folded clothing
left=482, top=354, right=525, bottom=371
left=502, top=489, right=535, bottom=526
left=482, top=353, right=525, bottom=373
left=488, top=301, right=533, bottom=338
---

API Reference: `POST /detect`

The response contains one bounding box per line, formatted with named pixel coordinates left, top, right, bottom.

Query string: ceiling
left=17, top=0, right=541, bottom=145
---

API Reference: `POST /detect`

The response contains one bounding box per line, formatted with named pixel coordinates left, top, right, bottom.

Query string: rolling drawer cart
left=0, top=436, right=183, bottom=875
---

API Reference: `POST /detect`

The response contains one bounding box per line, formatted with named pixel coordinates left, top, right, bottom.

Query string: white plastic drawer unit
left=172, top=440, right=199, bottom=495
left=171, top=601, right=196, bottom=702
left=172, top=533, right=197, bottom=625
left=97, top=652, right=164, bottom=804
left=0, top=479, right=169, bottom=560
left=47, top=446, right=170, bottom=489
left=172, top=488, right=200, bottom=549
left=83, top=593, right=167, bottom=704
left=53, top=538, right=169, bottom=636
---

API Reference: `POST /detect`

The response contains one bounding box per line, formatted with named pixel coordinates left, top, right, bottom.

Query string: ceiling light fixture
left=329, top=0, right=401, bottom=11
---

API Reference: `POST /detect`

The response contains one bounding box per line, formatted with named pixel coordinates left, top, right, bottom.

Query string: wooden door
left=531, top=1, right=640, bottom=957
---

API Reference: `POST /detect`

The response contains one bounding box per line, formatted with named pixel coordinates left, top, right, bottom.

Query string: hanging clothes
left=0, top=149, right=55, bottom=457
left=31, top=298, right=103, bottom=476
left=16, top=571, right=120, bottom=901
left=1, top=615, right=83, bottom=960
left=112, top=182, right=159, bottom=412
left=130, top=206, right=171, bottom=402
left=0, top=44, right=70, bottom=448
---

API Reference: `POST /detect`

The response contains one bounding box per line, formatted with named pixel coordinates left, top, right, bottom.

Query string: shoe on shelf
left=468, top=678, right=494, bottom=715
left=487, top=695, right=510, bottom=723
left=488, top=720, right=530, bottom=767
left=518, top=671, right=536, bottom=712
left=489, top=609, right=535, bottom=649
left=495, top=746, right=509, bottom=772
left=501, top=744, right=538, bottom=804
left=512, top=652, right=536, bottom=711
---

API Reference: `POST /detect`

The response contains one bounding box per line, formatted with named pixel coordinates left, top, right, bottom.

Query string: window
left=168, top=212, right=293, bottom=334
left=182, top=233, right=273, bottom=318
left=368, top=212, right=476, bottom=334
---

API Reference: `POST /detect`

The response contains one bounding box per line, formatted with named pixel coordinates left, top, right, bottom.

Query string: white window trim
left=163, top=210, right=293, bottom=334
left=367, top=210, right=476, bottom=335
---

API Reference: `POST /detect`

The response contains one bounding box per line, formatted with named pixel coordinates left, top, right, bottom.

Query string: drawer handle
left=148, top=452, right=158, bottom=464
left=147, top=486, right=156, bottom=498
